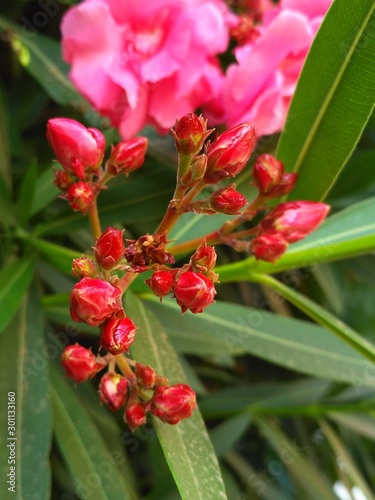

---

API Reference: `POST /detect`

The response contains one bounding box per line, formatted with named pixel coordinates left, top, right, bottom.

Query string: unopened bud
left=171, top=113, right=213, bottom=156
left=259, top=201, right=330, bottom=243
left=249, top=232, right=288, bottom=262
left=135, top=363, right=157, bottom=389
left=94, top=227, right=125, bottom=270
left=99, top=373, right=128, bottom=411
left=210, top=184, right=248, bottom=214
left=66, top=182, right=94, bottom=214
left=145, top=270, right=174, bottom=298
left=252, top=154, right=284, bottom=194
left=204, top=124, right=256, bottom=184
left=174, top=271, right=216, bottom=314
left=70, top=278, right=123, bottom=326
left=53, top=169, right=74, bottom=191
left=124, top=403, right=147, bottom=431
left=108, top=137, right=148, bottom=175
left=190, top=241, right=217, bottom=275
left=267, top=172, right=298, bottom=198
left=150, top=384, right=196, bottom=425
left=72, top=256, right=100, bottom=279
left=180, top=155, right=207, bottom=187
left=62, top=344, right=107, bottom=383
left=100, top=317, right=137, bottom=355
left=47, top=118, right=105, bottom=174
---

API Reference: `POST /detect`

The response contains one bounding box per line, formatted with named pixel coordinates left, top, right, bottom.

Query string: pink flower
left=204, top=0, right=333, bottom=137
left=61, top=0, right=233, bottom=139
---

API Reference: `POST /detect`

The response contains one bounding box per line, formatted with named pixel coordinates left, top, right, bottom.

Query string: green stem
left=116, top=354, right=137, bottom=383
left=248, top=272, right=375, bottom=366
left=168, top=230, right=221, bottom=256
left=156, top=179, right=206, bottom=236
left=87, top=199, right=102, bottom=239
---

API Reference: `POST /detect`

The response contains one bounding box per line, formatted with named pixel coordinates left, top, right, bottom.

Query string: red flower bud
left=180, top=155, right=207, bottom=187
left=252, top=154, right=284, bottom=194
left=94, top=227, right=125, bottom=271
left=124, top=403, right=147, bottom=431
left=72, top=256, right=100, bottom=279
left=47, top=118, right=105, bottom=174
left=108, top=137, right=148, bottom=175
left=249, top=232, right=288, bottom=262
left=53, top=169, right=74, bottom=191
left=100, top=317, right=137, bottom=355
left=174, top=272, right=216, bottom=314
left=99, top=373, right=128, bottom=411
left=190, top=241, right=217, bottom=274
left=259, top=201, right=330, bottom=243
left=66, top=182, right=94, bottom=214
left=267, top=172, right=298, bottom=198
left=135, top=363, right=157, bottom=389
left=150, top=384, right=196, bottom=425
left=204, top=124, right=256, bottom=184
left=145, top=271, right=174, bottom=298
left=62, top=344, right=107, bottom=383
left=210, top=184, right=248, bottom=214
left=171, top=113, right=213, bottom=156
left=70, top=278, right=123, bottom=327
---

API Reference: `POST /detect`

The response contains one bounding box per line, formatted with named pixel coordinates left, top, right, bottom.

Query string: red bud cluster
left=70, top=278, right=123, bottom=327
left=62, top=345, right=108, bottom=383
left=94, top=227, right=125, bottom=271
left=108, top=137, right=148, bottom=175
left=100, top=317, right=137, bottom=355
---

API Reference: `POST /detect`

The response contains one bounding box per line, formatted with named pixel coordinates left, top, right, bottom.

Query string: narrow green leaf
left=248, top=273, right=375, bottom=366
left=144, top=296, right=375, bottom=387
left=0, top=80, right=11, bottom=190
left=329, top=413, right=375, bottom=441
left=224, top=451, right=292, bottom=500
left=0, top=16, right=89, bottom=110
left=200, top=379, right=332, bottom=418
left=319, top=419, right=375, bottom=500
left=30, top=168, right=59, bottom=216
left=217, top=196, right=375, bottom=277
left=25, top=237, right=79, bottom=275
left=16, top=162, right=37, bottom=226
left=50, top=363, right=137, bottom=500
left=0, top=292, right=52, bottom=499
left=254, top=418, right=335, bottom=500
left=210, top=415, right=252, bottom=457
left=126, top=291, right=227, bottom=500
left=276, top=0, right=375, bottom=200
left=0, top=255, right=35, bottom=334
left=0, top=172, right=14, bottom=229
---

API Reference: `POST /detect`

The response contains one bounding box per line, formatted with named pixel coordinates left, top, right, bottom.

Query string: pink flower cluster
left=61, top=0, right=332, bottom=139
left=205, top=0, right=333, bottom=136
left=61, top=0, right=234, bottom=139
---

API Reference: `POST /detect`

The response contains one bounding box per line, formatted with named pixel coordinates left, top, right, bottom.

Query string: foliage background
left=0, top=0, right=375, bottom=499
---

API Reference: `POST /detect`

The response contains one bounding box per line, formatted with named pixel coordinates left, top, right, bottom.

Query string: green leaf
left=16, top=162, right=37, bottom=226
left=0, top=255, right=35, bottom=334
left=200, top=379, right=332, bottom=418
left=26, top=237, right=79, bottom=275
left=0, top=291, right=52, bottom=499
left=328, top=413, right=375, bottom=441
left=276, top=0, right=375, bottom=200
left=0, top=79, right=11, bottom=190
left=0, top=16, right=89, bottom=110
left=318, top=419, right=375, bottom=500
left=217, top=196, right=375, bottom=277
left=144, top=296, right=375, bottom=387
left=50, top=362, right=137, bottom=500
left=210, top=415, right=252, bottom=457
left=31, top=168, right=59, bottom=216
left=126, top=291, right=227, bottom=500
left=254, top=417, right=335, bottom=500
